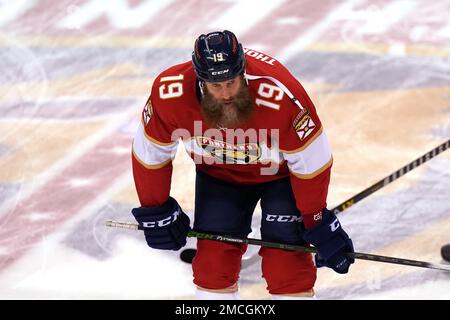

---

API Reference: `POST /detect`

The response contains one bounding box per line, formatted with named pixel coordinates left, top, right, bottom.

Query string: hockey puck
left=180, top=248, right=196, bottom=264
left=441, top=244, right=450, bottom=262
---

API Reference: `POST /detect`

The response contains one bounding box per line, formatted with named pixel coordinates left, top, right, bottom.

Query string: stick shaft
left=106, top=220, right=450, bottom=271
left=332, top=139, right=450, bottom=213
left=187, top=231, right=450, bottom=272
left=106, top=220, right=141, bottom=230
left=106, top=139, right=450, bottom=271
left=104, top=222, right=450, bottom=271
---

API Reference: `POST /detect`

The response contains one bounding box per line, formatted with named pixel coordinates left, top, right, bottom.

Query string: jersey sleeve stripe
left=289, top=157, right=333, bottom=179
left=132, top=148, right=172, bottom=169
left=140, top=118, right=175, bottom=146
left=282, top=129, right=332, bottom=177
left=280, top=126, right=323, bottom=154
left=133, top=121, right=178, bottom=167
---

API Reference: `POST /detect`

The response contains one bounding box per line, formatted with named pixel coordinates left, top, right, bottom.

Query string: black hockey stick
left=105, top=220, right=450, bottom=272
left=178, top=139, right=450, bottom=263
left=110, top=139, right=450, bottom=264
left=331, top=138, right=450, bottom=214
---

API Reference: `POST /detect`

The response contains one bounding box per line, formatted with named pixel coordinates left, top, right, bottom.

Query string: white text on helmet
left=211, top=69, right=230, bottom=75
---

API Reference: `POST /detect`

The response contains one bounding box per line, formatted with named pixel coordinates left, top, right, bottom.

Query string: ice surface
left=0, top=0, right=449, bottom=300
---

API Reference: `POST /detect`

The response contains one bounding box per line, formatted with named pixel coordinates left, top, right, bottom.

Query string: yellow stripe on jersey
left=133, top=121, right=178, bottom=167
left=282, top=129, right=332, bottom=177
left=132, top=148, right=172, bottom=169
left=289, top=157, right=333, bottom=179
left=140, top=117, right=175, bottom=146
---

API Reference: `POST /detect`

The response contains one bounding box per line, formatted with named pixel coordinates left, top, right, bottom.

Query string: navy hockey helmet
left=192, top=30, right=245, bottom=83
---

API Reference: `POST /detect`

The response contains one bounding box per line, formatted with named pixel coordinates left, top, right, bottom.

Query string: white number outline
left=255, top=83, right=284, bottom=110
left=159, top=74, right=184, bottom=100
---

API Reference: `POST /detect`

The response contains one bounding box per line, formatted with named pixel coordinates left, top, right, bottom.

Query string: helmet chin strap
left=198, top=80, right=205, bottom=97
left=243, top=70, right=249, bottom=86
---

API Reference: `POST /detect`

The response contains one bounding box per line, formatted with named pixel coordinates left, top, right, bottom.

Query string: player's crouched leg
left=193, top=239, right=247, bottom=299
left=259, top=247, right=317, bottom=298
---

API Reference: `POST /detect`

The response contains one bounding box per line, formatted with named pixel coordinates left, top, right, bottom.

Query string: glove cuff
left=302, top=209, right=342, bottom=246
left=132, top=197, right=179, bottom=217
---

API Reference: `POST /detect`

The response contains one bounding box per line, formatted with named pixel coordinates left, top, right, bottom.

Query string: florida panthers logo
left=196, top=137, right=260, bottom=164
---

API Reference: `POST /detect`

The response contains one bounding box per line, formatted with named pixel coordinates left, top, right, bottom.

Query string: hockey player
left=131, top=30, right=354, bottom=299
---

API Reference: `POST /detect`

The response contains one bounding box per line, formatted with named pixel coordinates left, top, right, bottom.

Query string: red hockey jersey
left=132, top=48, right=332, bottom=227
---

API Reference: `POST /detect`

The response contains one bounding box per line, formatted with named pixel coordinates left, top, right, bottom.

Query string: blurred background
left=0, top=0, right=449, bottom=299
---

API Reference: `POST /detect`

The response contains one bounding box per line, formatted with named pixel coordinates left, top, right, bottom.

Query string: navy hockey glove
left=132, top=197, right=191, bottom=251
left=302, top=209, right=354, bottom=274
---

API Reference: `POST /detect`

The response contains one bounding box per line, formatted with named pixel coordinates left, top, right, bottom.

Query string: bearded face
left=200, top=76, right=254, bottom=128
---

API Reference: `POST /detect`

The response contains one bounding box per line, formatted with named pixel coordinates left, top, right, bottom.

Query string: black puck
left=180, top=248, right=196, bottom=264
left=441, top=244, right=450, bottom=262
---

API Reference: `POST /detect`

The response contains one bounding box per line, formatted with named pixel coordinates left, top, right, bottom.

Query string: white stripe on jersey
left=132, top=121, right=178, bottom=168
left=282, top=129, right=332, bottom=178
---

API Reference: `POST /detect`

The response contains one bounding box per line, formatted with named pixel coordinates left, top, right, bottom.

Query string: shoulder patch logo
left=293, top=109, right=316, bottom=141
left=143, top=99, right=153, bottom=125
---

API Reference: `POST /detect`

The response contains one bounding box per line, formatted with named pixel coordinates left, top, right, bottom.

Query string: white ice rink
left=0, top=0, right=449, bottom=300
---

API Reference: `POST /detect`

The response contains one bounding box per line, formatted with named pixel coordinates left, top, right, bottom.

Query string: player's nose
left=220, top=87, right=233, bottom=100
